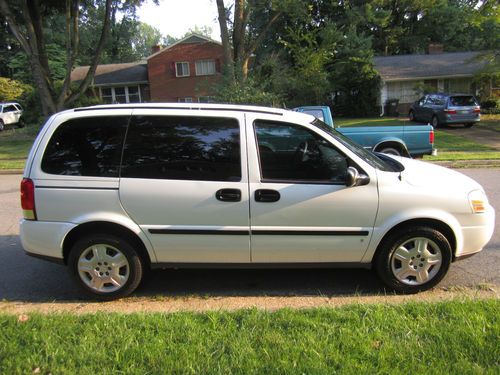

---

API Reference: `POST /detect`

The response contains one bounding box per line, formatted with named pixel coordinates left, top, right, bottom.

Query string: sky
left=137, top=0, right=222, bottom=41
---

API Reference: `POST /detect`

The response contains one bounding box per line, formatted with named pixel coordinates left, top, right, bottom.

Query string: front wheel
left=375, top=227, right=452, bottom=293
left=68, top=234, right=144, bottom=300
left=0, top=120, right=4, bottom=131
left=408, top=110, right=416, bottom=122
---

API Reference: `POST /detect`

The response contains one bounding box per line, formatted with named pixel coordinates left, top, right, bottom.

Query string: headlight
left=468, top=190, right=488, bottom=214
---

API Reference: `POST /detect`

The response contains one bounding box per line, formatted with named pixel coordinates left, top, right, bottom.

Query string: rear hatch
left=446, top=95, right=480, bottom=121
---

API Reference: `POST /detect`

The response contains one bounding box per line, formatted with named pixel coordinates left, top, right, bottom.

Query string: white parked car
left=0, top=102, right=24, bottom=130
left=20, top=104, right=495, bottom=299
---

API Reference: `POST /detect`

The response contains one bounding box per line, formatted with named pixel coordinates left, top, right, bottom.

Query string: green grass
left=424, top=151, right=500, bottom=161
left=0, top=300, right=498, bottom=374
left=434, top=130, right=495, bottom=151
left=0, top=126, right=39, bottom=169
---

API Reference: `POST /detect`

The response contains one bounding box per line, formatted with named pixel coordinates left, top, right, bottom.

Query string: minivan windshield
left=310, top=119, right=404, bottom=172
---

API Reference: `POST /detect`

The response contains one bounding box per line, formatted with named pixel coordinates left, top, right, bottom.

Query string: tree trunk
left=216, top=0, right=234, bottom=78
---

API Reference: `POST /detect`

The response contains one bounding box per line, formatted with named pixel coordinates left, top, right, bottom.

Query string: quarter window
left=255, top=120, right=347, bottom=183
left=121, top=116, right=241, bottom=181
left=41, top=116, right=128, bottom=177
left=195, top=60, right=216, bottom=76
left=175, top=62, right=190, bottom=77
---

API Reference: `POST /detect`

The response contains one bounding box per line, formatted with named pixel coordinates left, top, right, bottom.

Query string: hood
left=394, top=157, right=483, bottom=193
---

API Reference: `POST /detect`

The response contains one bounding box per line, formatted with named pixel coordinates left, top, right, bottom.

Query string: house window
left=178, top=97, right=193, bottom=103
left=198, top=96, right=216, bottom=103
left=195, top=60, right=216, bottom=76
left=175, top=62, right=190, bottom=77
left=100, top=86, right=142, bottom=104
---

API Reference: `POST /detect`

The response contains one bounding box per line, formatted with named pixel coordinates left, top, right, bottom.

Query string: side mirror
left=346, top=166, right=370, bottom=187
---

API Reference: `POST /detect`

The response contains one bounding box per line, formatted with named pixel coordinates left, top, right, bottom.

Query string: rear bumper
left=442, top=116, right=480, bottom=125
left=20, top=219, right=76, bottom=261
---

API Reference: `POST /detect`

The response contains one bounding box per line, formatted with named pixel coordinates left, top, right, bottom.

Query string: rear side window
left=41, top=116, right=128, bottom=176
left=449, top=96, right=477, bottom=106
left=121, top=115, right=241, bottom=181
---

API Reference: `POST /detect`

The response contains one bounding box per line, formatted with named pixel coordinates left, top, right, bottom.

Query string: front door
left=246, top=115, right=379, bottom=263
left=119, top=110, right=250, bottom=263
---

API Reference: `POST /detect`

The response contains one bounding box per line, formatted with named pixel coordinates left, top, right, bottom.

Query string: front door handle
left=255, top=189, right=280, bottom=203
left=215, top=188, right=241, bottom=202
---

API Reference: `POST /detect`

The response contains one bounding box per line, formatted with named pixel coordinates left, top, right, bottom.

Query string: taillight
left=20, top=178, right=36, bottom=220
left=444, top=109, right=456, bottom=114
left=473, top=107, right=481, bottom=113
left=429, top=129, right=434, bottom=145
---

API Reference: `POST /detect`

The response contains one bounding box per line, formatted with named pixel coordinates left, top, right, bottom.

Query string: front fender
left=361, top=208, right=464, bottom=263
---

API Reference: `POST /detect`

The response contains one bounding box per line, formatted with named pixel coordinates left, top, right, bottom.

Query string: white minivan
left=20, top=104, right=495, bottom=299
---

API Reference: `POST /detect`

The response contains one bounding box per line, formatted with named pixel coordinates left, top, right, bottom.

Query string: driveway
left=440, top=126, right=500, bottom=150
left=0, top=169, right=498, bottom=312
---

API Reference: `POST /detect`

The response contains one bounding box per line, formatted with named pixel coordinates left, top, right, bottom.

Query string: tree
left=215, top=0, right=283, bottom=82
left=0, top=0, right=115, bottom=115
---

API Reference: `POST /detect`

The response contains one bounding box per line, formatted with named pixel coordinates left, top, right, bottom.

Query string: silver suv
left=20, top=104, right=494, bottom=299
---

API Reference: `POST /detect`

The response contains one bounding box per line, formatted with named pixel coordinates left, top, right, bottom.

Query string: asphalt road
left=0, top=169, right=498, bottom=302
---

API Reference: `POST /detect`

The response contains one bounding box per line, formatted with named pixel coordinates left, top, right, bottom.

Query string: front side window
left=3, top=105, right=17, bottom=112
left=41, top=116, right=128, bottom=176
left=175, top=62, right=190, bottom=77
left=195, top=60, right=216, bottom=76
left=121, top=116, right=241, bottom=181
left=254, top=120, right=347, bottom=183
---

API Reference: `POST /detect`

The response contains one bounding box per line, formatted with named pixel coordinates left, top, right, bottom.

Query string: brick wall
left=147, top=41, right=224, bottom=102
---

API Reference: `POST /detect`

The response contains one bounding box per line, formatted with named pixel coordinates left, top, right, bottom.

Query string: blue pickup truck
left=295, top=106, right=434, bottom=158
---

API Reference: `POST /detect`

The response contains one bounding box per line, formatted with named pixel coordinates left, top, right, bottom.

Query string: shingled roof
left=374, top=51, right=488, bottom=81
left=71, top=62, right=148, bottom=86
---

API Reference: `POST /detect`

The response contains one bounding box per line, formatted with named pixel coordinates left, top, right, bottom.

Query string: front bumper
left=455, top=206, right=495, bottom=259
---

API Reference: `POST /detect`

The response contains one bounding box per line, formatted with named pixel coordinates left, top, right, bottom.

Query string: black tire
left=16, top=119, right=25, bottom=128
left=464, top=123, right=474, bottom=128
left=408, top=110, right=416, bottom=122
left=374, top=226, right=452, bottom=293
left=431, top=115, right=440, bottom=129
left=68, top=234, right=144, bottom=300
left=0, top=120, right=4, bottom=131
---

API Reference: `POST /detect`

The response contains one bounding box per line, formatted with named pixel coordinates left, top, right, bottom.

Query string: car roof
left=63, top=103, right=315, bottom=123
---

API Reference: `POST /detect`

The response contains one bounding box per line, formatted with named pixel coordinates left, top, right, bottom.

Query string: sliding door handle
left=255, top=189, right=280, bottom=203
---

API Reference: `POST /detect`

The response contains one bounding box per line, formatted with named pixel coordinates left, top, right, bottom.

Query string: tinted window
left=3, top=105, right=17, bottom=112
left=41, top=116, right=128, bottom=176
left=121, top=116, right=241, bottom=181
left=449, top=96, right=477, bottom=106
left=255, top=120, right=347, bottom=183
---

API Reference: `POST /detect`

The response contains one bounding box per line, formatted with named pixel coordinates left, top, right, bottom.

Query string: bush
left=480, top=97, right=500, bottom=114
left=0, top=77, right=32, bottom=102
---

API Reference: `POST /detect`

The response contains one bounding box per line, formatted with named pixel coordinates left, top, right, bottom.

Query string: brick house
left=70, top=34, right=223, bottom=104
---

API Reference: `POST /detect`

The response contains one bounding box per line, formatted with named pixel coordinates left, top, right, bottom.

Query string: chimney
left=428, top=43, right=444, bottom=54
left=151, top=45, right=161, bottom=54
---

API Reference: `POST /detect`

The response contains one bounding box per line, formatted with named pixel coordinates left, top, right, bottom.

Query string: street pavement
left=0, top=169, right=498, bottom=302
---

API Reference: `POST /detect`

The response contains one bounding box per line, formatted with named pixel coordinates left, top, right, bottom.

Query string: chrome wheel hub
left=77, top=244, right=130, bottom=293
left=391, top=237, right=442, bottom=286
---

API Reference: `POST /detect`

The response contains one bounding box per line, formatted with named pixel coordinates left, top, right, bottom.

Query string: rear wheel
left=375, top=226, right=452, bottom=293
left=0, top=120, right=4, bottom=131
left=464, top=123, right=474, bottom=128
left=68, top=234, right=144, bottom=300
left=378, top=146, right=401, bottom=156
left=431, top=115, right=440, bottom=128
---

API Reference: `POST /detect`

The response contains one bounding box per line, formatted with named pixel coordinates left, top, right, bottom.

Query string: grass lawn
left=0, top=126, right=40, bottom=169
left=0, top=300, right=498, bottom=374
left=477, top=114, right=500, bottom=132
